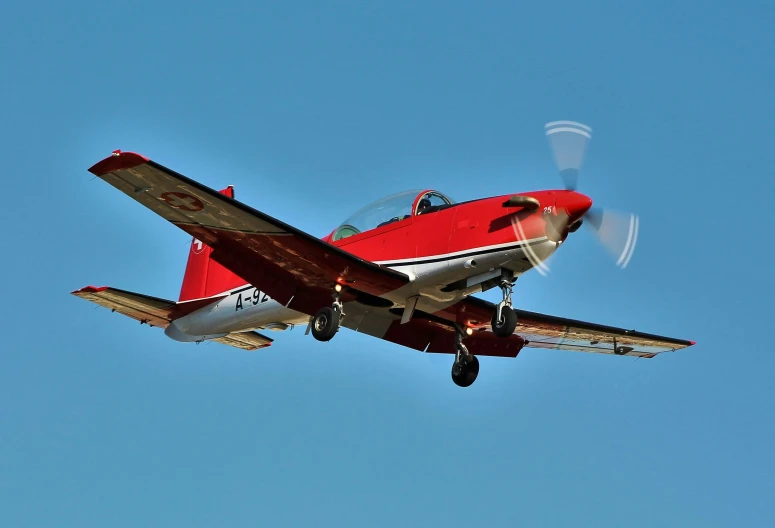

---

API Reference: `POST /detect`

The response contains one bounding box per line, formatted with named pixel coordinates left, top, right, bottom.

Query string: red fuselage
left=324, top=189, right=592, bottom=265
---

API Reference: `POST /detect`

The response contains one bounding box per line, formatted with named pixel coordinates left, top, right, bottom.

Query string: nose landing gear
left=491, top=279, right=518, bottom=338
left=451, top=325, right=479, bottom=387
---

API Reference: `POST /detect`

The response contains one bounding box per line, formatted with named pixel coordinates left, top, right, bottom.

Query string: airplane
left=72, top=121, right=694, bottom=387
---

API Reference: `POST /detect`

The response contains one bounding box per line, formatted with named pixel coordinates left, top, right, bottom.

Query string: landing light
left=334, top=284, right=343, bottom=292
left=465, top=327, right=473, bottom=336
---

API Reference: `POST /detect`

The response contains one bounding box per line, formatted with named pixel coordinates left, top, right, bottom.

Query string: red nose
left=564, top=192, right=593, bottom=222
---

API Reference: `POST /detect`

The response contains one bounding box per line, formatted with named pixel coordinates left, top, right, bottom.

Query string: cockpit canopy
left=332, top=189, right=455, bottom=241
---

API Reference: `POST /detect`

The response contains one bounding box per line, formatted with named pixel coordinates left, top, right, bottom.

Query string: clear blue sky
left=2, top=1, right=773, bottom=526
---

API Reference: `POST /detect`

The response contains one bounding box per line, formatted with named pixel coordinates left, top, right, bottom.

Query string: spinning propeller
left=515, top=121, right=640, bottom=275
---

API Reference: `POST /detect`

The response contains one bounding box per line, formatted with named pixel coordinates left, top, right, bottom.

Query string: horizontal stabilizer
left=72, top=286, right=214, bottom=327
left=212, top=331, right=273, bottom=351
left=71, top=286, right=271, bottom=351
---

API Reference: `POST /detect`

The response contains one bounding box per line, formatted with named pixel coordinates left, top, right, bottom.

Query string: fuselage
left=166, top=189, right=592, bottom=343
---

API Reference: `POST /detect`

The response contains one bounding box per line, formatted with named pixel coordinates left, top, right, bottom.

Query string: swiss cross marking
left=160, top=192, right=204, bottom=212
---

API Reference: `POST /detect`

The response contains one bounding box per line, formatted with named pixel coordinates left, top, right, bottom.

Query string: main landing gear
left=491, top=279, right=518, bottom=338
left=310, top=286, right=345, bottom=342
left=451, top=325, right=479, bottom=388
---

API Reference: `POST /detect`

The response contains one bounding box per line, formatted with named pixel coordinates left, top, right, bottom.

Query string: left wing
left=88, top=151, right=410, bottom=314
left=72, top=286, right=273, bottom=350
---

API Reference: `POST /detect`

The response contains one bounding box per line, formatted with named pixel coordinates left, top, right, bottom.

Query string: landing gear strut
left=491, top=279, right=518, bottom=338
left=310, top=287, right=345, bottom=342
left=451, top=325, right=479, bottom=388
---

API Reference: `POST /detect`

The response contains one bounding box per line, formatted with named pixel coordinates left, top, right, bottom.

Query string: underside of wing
left=387, top=317, right=526, bottom=358
left=436, top=296, right=694, bottom=358
left=341, top=301, right=525, bottom=358
left=88, top=151, right=410, bottom=315
left=512, top=311, right=694, bottom=357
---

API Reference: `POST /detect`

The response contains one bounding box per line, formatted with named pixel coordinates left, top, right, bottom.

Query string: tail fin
left=179, top=185, right=246, bottom=301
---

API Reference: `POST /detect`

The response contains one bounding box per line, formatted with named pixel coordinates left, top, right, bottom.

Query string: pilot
left=417, top=196, right=432, bottom=215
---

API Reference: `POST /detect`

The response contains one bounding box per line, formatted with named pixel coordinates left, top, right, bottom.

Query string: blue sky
left=2, top=1, right=774, bottom=526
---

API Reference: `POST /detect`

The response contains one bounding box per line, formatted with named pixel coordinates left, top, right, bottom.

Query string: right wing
left=88, top=151, right=410, bottom=314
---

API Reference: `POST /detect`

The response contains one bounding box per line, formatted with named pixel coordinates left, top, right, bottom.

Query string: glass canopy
left=331, top=189, right=454, bottom=241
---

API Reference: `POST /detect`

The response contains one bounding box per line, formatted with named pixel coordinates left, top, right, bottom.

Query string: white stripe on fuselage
left=373, top=236, right=548, bottom=266
left=165, top=238, right=557, bottom=342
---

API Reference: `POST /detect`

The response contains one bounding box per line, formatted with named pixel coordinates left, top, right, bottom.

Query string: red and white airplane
left=73, top=122, right=694, bottom=387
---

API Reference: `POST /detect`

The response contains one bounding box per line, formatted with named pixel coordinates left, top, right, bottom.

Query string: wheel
left=492, top=305, right=517, bottom=338
left=451, top=355, right=479, bottom=387
left=311, top=306, right=340, bottom=342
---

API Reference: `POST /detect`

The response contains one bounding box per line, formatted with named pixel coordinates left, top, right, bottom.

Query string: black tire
left=311, top=306, right=339, bottom=342
left=492, top=305, right=517, bottom=338
left=452, top=355, right=479, bottom=388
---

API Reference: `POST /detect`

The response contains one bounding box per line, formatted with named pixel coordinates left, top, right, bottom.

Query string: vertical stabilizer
left=178, top=186, right=246, bottom=301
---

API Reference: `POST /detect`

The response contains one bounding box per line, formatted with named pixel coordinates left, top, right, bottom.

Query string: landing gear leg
left=311, top=287, right=346, bottom=342
left=491, top=279, right=518, bottom=338
left=451, top=325, right=479, bottom=388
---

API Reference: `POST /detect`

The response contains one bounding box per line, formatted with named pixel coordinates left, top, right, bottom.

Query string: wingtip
left=88, top=150, right=150, bottom=176
left=72, top=285, right=109, bottom=295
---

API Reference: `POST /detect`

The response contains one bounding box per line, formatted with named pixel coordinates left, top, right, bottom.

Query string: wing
left=455, top=296, right=694, bottom=358
left=88, top=151, right=410, bottom=314
left=343, top=293, right=692, bottom=359
left=341, top=301, right=525, bottom=358
left=72, top=286, right=273, bottom=350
